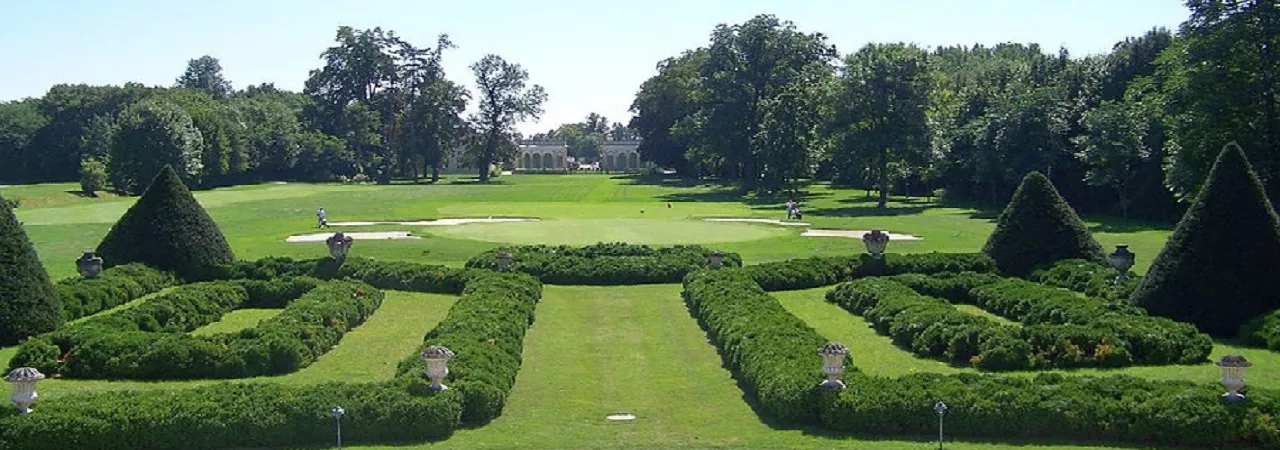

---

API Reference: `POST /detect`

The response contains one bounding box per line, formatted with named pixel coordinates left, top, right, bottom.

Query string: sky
left=0, top=0, right=1192, bottom=136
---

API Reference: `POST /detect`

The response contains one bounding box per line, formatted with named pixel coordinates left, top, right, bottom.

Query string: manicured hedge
left=0, top=193, right=61, bottom=345
left=682, top=269, right=833, bottom=424
left=466, top=242, right=740, bottom=285
left=0, top=379, right=463, bottom=450
left=214, top=256, right=468, bottom=294
left=396, top=270, right=542, bottom=425
left=10, top=278, right=386, bottom=379
left=1028, top=258, right=1140, bottom=301
left=885, top=272, right=1211, bottom=366
left=55, top=263, right=178, bottom=321
left=1240, top=309, right=1280, bottom=351
left=684, top=266, right=1280, bottom=448
left=742, top=252, right=996, bottom=292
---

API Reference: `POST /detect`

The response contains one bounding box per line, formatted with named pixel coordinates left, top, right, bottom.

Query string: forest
left=0, top=1, right=1275, bottom=221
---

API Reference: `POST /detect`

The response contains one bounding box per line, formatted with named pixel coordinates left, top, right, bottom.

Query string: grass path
left=190, top=309, right=282, bottom=336
left=351, top=285, right=1143, bottom=450
left=0, top=291, right=455, bottom=400
left=775, top=287, right=1280, bottom=390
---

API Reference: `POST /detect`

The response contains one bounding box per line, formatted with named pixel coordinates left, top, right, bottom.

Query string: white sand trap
left=285, top=231, right=420, bottom=243
left=327, top=217, right=540, bottom=227
left=703, top=218, right=811, bottom=226
left=801, top=229, right=923, bottom=241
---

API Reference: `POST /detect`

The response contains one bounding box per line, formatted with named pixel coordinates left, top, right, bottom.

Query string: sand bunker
left=327, top=217, right=540, bottom=227
left=801, top=229, right=922, bottom=241
left=285, top=231, right=420, bottom=243
left=703, top=218, right=811, bottom=226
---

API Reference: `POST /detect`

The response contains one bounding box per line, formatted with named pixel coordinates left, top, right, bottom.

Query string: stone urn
left=325, top=233, right=354, bottom=260
left=1218, top=355, right=1251, bottom=401
left=817, top=342, right=850, bottom=390
left=421, top=345, right=456, bottom=391
left=496, top=252, right=513, bottom=271
left=862, top=230, right=890, bottom=259
left=5, top=367, right=45, bottom=414
left=709, top=251, right=724, bottom=269
left=76, top=251, right=103, bottom=278
left=1106, top=245, right=1136, bottom=282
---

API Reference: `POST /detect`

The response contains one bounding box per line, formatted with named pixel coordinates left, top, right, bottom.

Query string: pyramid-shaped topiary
left=982, top=171, right=1105, bottom=276
left=1131, top=143, right=1280, bottom=337
left=0, top=194, right=62, bottom=345
left=96, top=165, right=235, bottom=280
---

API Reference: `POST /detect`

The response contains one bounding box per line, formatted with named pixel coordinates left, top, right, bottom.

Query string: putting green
left=428, top=218, right=791, bottom=245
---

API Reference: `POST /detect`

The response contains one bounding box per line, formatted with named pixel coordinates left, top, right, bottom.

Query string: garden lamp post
left=496, top=252, right=513, bottom=271
left=5, top=367, right=44, bottom=414
left=421, top=346, right=456, bottom=391
left=817, top=342, right=850, bottom=390
left=75, top=251, right=103, bottom=278
left=331, top=406, right=344, bottom=449
left=934, top=400, right=949, bottom=450
left=1218, top=355, right=1252, bottom=401
left=1106, top=245, right=1136, bottom=284
left=709, top=251, right=724, bottom=269
left=326, top=233, right=354, bottom=261
left=862, top=230, right=890, bottom=259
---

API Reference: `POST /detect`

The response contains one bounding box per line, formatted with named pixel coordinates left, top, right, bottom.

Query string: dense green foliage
left=55, top=263, right=178, bottom=321
left=682, top=269, right=831, bottom=423
left=95, top=165, right=236, bottom=280
left=396, top=270, right=542, bottom=424
left=982, top=172, right=1105, bottom=276
left=1240, top=308, right=1280, bottom=352
left=1131, top=143, right=1280, bottom=336
left=10, top=278, right=385, bottom=379
left=829, top=273, right=1211, bottom=369
left=0, top=193, right=61, bottom=345
left=741, top=252, right=996, bottom=291
left=683, top=265, right=1280, bottom=448
left=0, top=379, right=462, bottom=450
left=214, top=256, right=469, bottom=293
left=466, top=243, right=740, bottom=284
left=1028, top=258, right=1140, bottom=301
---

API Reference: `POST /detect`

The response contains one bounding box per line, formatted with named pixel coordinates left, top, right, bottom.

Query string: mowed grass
left=0, top=290, right=455, bottom=399
left=348, top=285, right=1152, bottom=450
left=189, top=309, right=282, bottom=336
left=775, top=287, right=1280, bottom=389
left=4, top=174, right=1172, bottom=281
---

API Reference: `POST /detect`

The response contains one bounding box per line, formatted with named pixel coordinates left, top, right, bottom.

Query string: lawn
left=0, top=174, right=1206, bottom=449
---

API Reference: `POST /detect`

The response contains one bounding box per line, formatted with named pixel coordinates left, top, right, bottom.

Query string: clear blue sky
left=0, top=0, right=1191, bottom=135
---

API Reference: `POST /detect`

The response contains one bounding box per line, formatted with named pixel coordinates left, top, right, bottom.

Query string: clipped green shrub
left=0, top=193, right=61, bottom=345
left=213, top=256, right=468, bottom=294
left=96, top=165, right=235, bottom=280
left=982, top=172, right=1105, bottom=276
left=1029, top=258, right=1140, bottom=301
left=0, top=379, right=462, bottom=450
left=466, top=242, right=740, bottom=285
left=742, top=252, right=997, bottom=292
left=682, top=269, right=833, bottom=424
left=396, top=270, right=542, bottom=424
left=1131, top=143, right=1280, bottom=337
left=1239, top=309, right=1280, bottom=351
left=55, top=263, right=179, bottom=321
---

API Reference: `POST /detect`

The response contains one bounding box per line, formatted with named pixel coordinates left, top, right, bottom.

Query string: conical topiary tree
left=1131, top=143, right=1280, bottom=337
left=982, top=171, right=1105, bottom=276
left=0, top=194, right=62, bottom=345
left=96, top=165, right=235, bottom=280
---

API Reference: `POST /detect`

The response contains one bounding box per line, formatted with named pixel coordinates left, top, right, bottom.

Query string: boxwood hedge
left=465, top=242, right=741, bottom=285
left=682, top=265, right=1280, bottom=448
left=55, top=263, right=178, bottom=322
left=742, top=252, right=996, bottom=292
left=1028, top=258, right=1141, bottom=301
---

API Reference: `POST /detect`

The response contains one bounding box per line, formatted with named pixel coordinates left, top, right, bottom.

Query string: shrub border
left=466, top=242, right=741, bottom=285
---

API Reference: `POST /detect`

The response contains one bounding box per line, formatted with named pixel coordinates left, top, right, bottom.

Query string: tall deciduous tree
left=630, top=49, right=707, bottom=174
left=1074, top=100, right=1147, bottom=218
left=469, top=54, right=546, bottom=182
left=830, top=43, right=931, bottom=207
left=107, top=99, right=204, bottom=193
left=175, top=55, right=233, bottom=99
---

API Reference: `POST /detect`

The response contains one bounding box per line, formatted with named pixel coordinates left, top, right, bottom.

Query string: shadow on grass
left=1085, top=219, right=1175, bottom=234
left=447, top=177, right=511, bottom=186
left=796, top=205, right=930, bottom=218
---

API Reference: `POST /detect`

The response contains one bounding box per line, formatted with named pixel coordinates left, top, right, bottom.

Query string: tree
left=629, top=49, right=707, bottom=174
left=108, top=99, right=204, bottom=194
left=982, top=171, right=1105, bottom=276
left=0, top=193, right=61, bottom=345
left=96, top=165, right=235, bottom=280
left=79, top=156, right=107, bottom=195
left=469, top=54, right=546, bottom=182
left=829, top=43, right=932, bottom=207
left=1074, top=100, right=1147, bottom=218
left=0, top=100, right=47, bottom=183
left=1131, top=143, right=1280, bottom=337
left=175, top=55, right=233, bottom=98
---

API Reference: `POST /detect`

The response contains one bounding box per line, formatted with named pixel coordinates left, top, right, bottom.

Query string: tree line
left=629, top=1, right=1280, bottom=220
left=0, top=26, right=547, bottom=192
